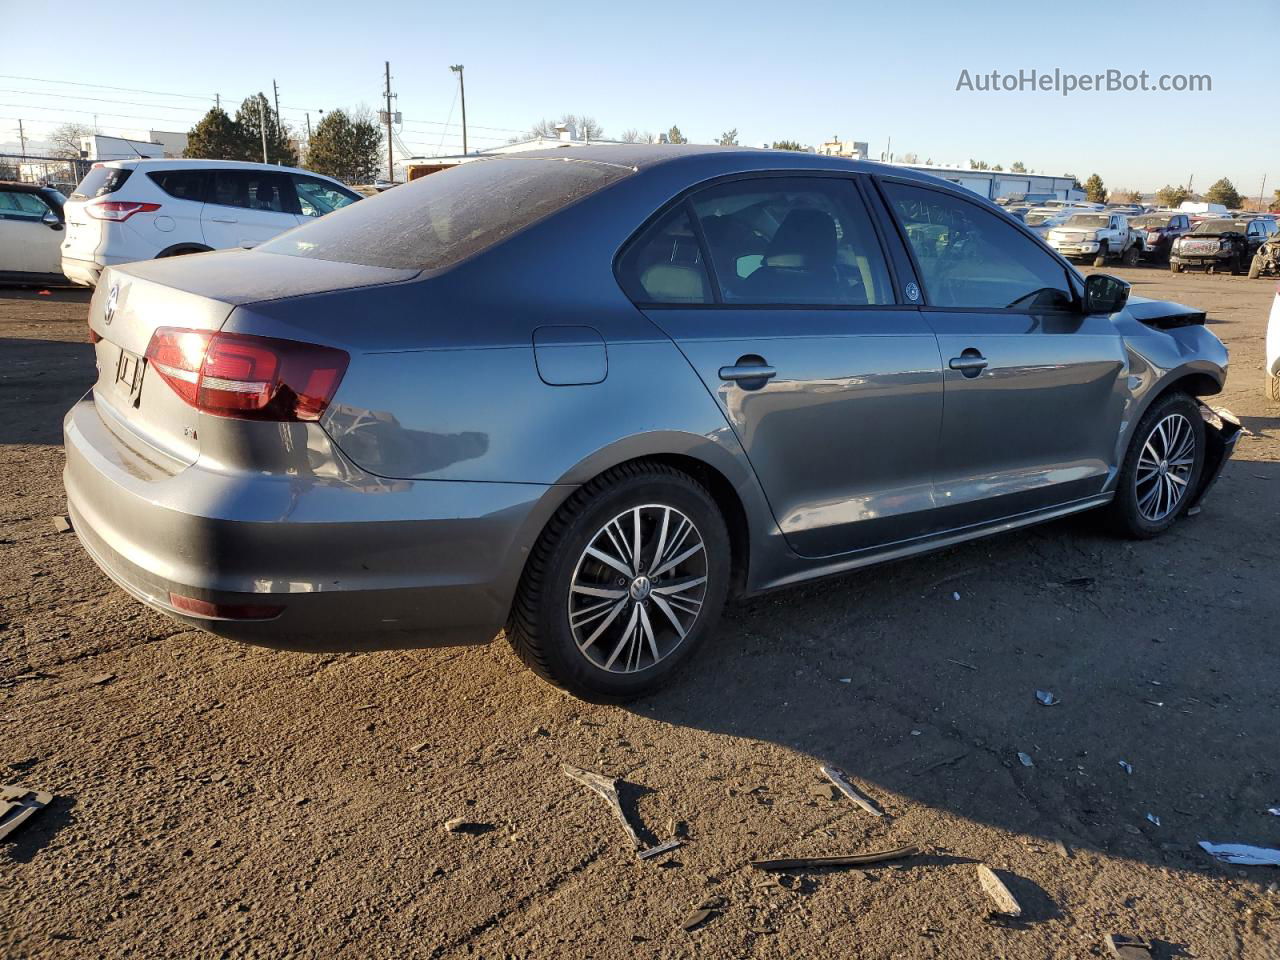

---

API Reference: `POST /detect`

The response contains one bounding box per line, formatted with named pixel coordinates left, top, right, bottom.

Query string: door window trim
left=870, top=175, right=1083, bottom=314
left=615, top=170, right=912, bottom=311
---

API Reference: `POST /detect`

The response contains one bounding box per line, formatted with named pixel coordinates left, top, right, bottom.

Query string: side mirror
left=1083, top=273, right=1130, bottom=314
left=42, top=211, right=62, bottom=229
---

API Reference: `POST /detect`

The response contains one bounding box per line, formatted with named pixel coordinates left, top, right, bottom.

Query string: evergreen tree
left=1083, top=173, right=1107, bottom=203
left=1203, top=178, right=1242, bottom=209
left=667, top=125, right=687, bottom=144
left=184, top=107, right=245, bottom=160
left=233, top=94, right=297, bottom=166
left=305, top=109, right=382, bottom=184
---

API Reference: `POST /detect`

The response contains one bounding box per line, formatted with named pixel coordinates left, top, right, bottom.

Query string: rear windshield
left=258, top=157, right=632, bottom=271
left=1131, top=215, right=1171, bottom=227
left=70, top=166, right=133, bottom=200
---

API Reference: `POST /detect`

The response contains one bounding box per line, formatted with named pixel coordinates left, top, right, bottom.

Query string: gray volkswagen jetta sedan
left=63, top=145, right=1239, bottom=699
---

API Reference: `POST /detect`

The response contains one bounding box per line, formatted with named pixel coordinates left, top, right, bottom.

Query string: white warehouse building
left=894, top=163, right=1081, bottom=201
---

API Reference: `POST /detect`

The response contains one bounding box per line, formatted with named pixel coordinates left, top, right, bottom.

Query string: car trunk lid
left=87, top=251, right=417, bottom=468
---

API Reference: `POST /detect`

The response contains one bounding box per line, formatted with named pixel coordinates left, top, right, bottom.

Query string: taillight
left=144, top=327, right=348, bottom=421
left=86, top=200, right=161, bottom=222
left=169, top=593, right=283, bottom=620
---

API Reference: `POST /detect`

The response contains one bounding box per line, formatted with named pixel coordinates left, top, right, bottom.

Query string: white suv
left=60, top=159, right=360, bottom=287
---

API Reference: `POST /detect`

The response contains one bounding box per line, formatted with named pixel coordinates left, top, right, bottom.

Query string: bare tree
left=48, top=122, right=95, bottom=159
left=619, top=129, right=642, bottom=143
left=527, top=114, right=604, bottom=140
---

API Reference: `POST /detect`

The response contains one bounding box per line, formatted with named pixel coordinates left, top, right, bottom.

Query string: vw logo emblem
left=103, top=284, right=120, bottom=325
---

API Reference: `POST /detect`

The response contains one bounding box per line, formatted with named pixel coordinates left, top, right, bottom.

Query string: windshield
left=1025, top=213, right=1055, bottom=225
left=1131, top=215, right=1172, bottom=227
left=1065, top=215, right=1109, bottom=228
left=1190, top=219, right=1241, bottom=234
left=258, top=157, right=632, bottom=271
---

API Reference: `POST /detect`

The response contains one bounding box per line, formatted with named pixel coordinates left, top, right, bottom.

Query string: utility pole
left=215, top=93, right=221, bottom=110
left=17, top=119, right=26, bottom=157
left=260, top=93, right=270, bottom=164
left=1259, top=174, right=1268, bottom=208
left=450, top=64, right=467, bottom=154
left=273, top=79, right=282, bottom=141
left=384, top=61, right=396, bottom=182
left=306, top=112, right=312, bottom=141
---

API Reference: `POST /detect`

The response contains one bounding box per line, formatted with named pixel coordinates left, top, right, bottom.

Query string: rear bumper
left=63, top=393, right=571, bottom=651
left=61, top=256, right=103, bottom=288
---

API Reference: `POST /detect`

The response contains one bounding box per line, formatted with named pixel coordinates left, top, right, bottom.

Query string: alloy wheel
left=1135, top=413, right=1196, bottom=522
left=567, top=504, right=709, bottom=674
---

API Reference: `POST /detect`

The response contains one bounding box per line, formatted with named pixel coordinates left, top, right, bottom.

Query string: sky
left=2, top=0, right=1276, bottom=197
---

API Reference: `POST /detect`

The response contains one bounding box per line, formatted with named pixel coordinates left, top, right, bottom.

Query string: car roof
left=0, top=180, right=60, bottom=195
left=97, top=157, right=330, bottom=177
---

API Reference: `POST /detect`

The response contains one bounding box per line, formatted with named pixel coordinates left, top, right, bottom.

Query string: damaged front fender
left=1188, top=404, right=1242, bottom=514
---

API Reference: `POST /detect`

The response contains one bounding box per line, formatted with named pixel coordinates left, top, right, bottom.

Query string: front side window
left=690, top=178, right=892, bottom=305
left=212, top=171, right=290, bottom=212
left=617, top=207, right=711, bottom=304
left=883, top=181, right=1073, bottom=311
left=293, top=176, right=359, bottom=217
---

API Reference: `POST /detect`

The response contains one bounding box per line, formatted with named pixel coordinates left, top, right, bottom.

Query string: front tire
left=1105, top=392, right=1205, bottom=539
left=1267, top=371, right=1280, bottom=402
left=1248, top=254, right=1263, bottom=280
left=1093, top=244, right=1109, bottom=267
left=1170, top=261, right=1182, bottom=273
left=507, top=462, right=730, bottom=700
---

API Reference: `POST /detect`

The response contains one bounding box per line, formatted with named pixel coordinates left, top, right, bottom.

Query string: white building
left=148, top=130, right=189, bottom=158
left=817, top=136, right=868, bottom=160
left=78, top=134, right=163, bottom=162
left=895, top=162, right=1081, bottom=201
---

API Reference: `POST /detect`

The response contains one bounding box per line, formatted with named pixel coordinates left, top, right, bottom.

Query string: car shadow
left=0, top=338, right=95, bottom=445
left=3, top=792, right=76, bottom=864
left=624, top=458, right=1280, bottom=884
left=0, top=286, right=92, bottom=302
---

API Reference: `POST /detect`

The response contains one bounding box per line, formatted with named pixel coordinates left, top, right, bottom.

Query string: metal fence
left=0, top=153, right=92, bottom=195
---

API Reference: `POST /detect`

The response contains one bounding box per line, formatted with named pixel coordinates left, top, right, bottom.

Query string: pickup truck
left=1045, top=213, right=1143, bottom=266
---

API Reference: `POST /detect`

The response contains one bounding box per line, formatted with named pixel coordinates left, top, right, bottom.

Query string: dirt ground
left=1, top=267, right=1278, bottom=960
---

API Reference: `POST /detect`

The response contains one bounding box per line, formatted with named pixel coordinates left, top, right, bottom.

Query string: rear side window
left=147, top=169, right=209, bottom=202
left=884, top=181, right=1073, bottom=311
left=70, top=166, right=132, bottom=200
left=258, top=157, right=631, bottom=271
left=617, top=207, right=711, bottom=304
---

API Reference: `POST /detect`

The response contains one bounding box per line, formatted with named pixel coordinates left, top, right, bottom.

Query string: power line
left=0, top=73, right=217, bottom=101
left=0, top=88, right=214, bottom=113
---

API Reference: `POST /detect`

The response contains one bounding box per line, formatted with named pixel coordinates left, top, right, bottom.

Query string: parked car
left=1170, top=217, right=1276, bottom=274
left=1023, top=208, right=1074, bottom=237
left=62, top=146, right=1239, bottom=699
left=1105, top=203, right=1145, bottom=217
left=1130, top=212, right=1191, bottom=262
left=1249, top=227, right=1280, bottom=279
left=60, top=159, right=361, bottom=287
left=0, top=181, right=68, bottom=285
left=1267, top=285, right=1280, bottom=401
left=1046, top=213, right=1143, bottom=266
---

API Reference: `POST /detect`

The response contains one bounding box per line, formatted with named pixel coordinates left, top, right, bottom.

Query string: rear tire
left=1267, top=371, right=1280, bottom=402
left=1093, top=244, right=1109, bottom=267
left=1123, top=245, right=1140, bottom=266
left=1104, top=392, right=1205, bottom=539
left=507, top=462, right=730, bottom=701
left=1169, top=261, right=1182, bottom=274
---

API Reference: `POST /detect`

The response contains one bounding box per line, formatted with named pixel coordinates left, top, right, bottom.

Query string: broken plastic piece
left=562, top=763, right=644, bottom=851
left=1119, top=761, right=1133, bottom=774
left=51, top=515, right=72, bottom=534
left=750, top=845, right=917, bottom=871
left=1146, top=813, right=1161, bottom=827
left=1035, top=690, right=1059, bottom=706
left=637, top=839, right=682, bottom=860
left=681, top=908, right=714, bottom=931
left=1017, top=752, right=1034, bottom=767
left=976, top=864, right=1022, bottom=917
left=0, top=785, right=53, bottom=842
left=1197, top=841, right=1280, bottom=866
left=818, top=764, right=884, bottom=818
left=1105, top=934, right=1153, bottom=959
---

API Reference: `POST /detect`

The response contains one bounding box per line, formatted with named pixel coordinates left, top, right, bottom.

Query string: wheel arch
left=155, top=242, right=213, bottom=258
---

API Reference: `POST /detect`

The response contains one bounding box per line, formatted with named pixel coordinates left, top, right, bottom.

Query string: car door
left=202, top=170, right=299, bottom=248
left=619, top=175, right=944, bottom=558
left=0, top=189, right=63, bottom=274
left=878, top=178, right=1127, bottom=529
